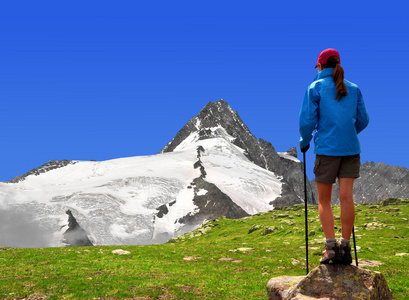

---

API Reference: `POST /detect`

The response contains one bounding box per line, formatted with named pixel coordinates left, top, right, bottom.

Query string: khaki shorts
left=314, top=154, right=361, bottom=184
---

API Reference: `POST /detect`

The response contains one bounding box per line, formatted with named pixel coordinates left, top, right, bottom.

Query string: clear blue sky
left=1, top=1, right=408, bottom=182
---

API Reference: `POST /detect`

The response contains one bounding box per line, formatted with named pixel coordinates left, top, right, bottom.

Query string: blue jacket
left=299, top=68, right=369, bottom=156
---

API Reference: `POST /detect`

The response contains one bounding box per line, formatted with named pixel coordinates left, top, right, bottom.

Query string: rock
left=380, top=198, right=407, bottom=206
left=183, top=255, right=201, bottom=260
left=9, top=160, right=76, bottom=183
left=291, top=259, right=303, bottom=266
left=263, top=226, right=276, bottom=236
left=235, top=247, right=253, bottom=252
left=286, top=147, right=298, bottom=158
left=267, top=276, right=305, bottom=300
left=262, top=226, right=283, bottom=235
left=62, top=210, right=93, bottom=247
left=266, top=265, right=392, bottom=300
left=219, top=257, right=233, bottom=261
left=281, top=219, right=295, bottom=226
left=357, top=260, right=383, bottom=267
left=112, top=249, right=131, bottom=255
left=308, top=230, right=315, bottom=236
left=271, top=183, right=304, bottom=208
left=362, top=222, right=387, bottom=230
left=274, top=214, right=289, bottom=218
left=248, top=224, right=262, bottom=234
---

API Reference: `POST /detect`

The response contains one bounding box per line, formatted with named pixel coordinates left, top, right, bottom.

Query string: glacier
left=0, top=135, right=285, bottom=247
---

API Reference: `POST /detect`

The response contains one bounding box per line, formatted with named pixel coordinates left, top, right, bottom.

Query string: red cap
left=315, top=48, right=340, bottom=68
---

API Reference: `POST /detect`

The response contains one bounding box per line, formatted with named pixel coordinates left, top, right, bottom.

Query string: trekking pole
left=303, top=151, right=309, bottom=275
left=352, top=225, right=358, bottom=266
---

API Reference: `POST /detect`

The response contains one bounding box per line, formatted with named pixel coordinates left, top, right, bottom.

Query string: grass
left=1, top=198, right=408, bottom=299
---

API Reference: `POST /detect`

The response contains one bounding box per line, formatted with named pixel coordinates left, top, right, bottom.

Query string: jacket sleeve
left=299, top=83, right=320, bottom=148
left=355, top=88, right=369, bottom=134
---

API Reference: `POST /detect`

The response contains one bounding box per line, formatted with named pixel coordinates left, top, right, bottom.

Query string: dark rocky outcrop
left=285, top=147, right=298, bottom=158
left=182, top=177, right=250, bottom=222
left=9, top=160, right=76, bottom=183
left=270, top=182, right=303, bottom=208
left=311, top=161, right=409, bottom=205
left=267, top=264, right=392, bottom=300
left=160, top=99, right=315, bottom=204
left=62, top=210, right=93, bottom=247
left=154, top=140, right=249, bottom=237
left=156, top=204, right=169, bottom=218
left=155, top=176, right=249, bottom=227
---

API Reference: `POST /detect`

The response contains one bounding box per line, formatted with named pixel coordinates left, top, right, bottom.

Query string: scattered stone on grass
left=380, top=198, right=405, bottom=206
left=112, top=249, right=131, bottom=255
left=395, top=253, right=409, bottom=257
left=280, top=219, right=295, bottom=226
left=355, top=260, right=383, bottom=267
left=310, top=238, right=325, bottom=245
left=291, top=259, right=304, bottom=266
left=362, top=222, right=387, bottom=230
left=219, top=257, right=233, bottom=261
left=262, top=226, right=283, bottom=235
left=183, top=256, right=201, bottom=261
left=299, top=246, right=320, bottom=250
left=248, top=224, right=262, bottom=234
left=274, top=214, right=289, bottom=219
left=229, top=247, right=254, bottom=253
left=20, top=293, right=50, bottom=300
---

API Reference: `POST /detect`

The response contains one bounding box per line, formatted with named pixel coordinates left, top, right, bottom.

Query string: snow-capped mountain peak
left=0, top=100, right=312, bottom=248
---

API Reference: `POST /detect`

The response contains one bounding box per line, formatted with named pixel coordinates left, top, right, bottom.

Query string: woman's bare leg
left=338, top=177, right=355, bottom=240
left=316, top=182, right=335, bottom=239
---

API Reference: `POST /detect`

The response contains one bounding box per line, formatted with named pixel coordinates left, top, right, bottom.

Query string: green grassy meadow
left=1, top=199, right=408, bottom=299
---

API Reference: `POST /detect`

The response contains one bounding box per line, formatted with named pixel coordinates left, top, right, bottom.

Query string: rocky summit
left=161, top=99, right=315, bottom=207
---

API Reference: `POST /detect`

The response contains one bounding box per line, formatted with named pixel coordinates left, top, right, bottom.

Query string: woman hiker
left=299, top=48, right=370, bottom=264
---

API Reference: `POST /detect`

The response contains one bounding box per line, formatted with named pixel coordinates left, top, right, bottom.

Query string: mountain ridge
left=311, top=161, right=409, bottom=204
left=1, top=99, right=408, bottom=248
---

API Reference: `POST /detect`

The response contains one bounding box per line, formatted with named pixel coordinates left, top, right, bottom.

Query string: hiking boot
left=340, top=240, right=353, bottom=265
left=320, top=240, right=342, bottom=264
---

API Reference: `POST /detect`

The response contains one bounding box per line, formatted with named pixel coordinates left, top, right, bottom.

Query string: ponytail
left=323, top=56, right=348, bottom=101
